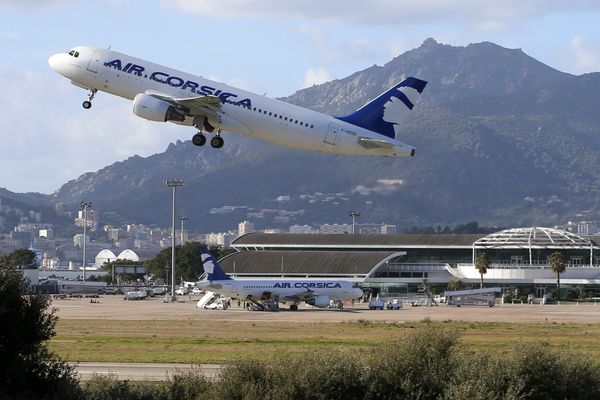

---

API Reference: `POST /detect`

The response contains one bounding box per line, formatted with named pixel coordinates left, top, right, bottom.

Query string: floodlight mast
left=80, top=201, right=93, bottom=282
left=164, top=179, right=183, bottom=302
left=349, top=211, right=360, bottom=234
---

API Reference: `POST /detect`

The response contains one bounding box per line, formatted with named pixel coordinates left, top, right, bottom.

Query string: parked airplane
left=49, top=46, right=427, bottom=157
left=195, top=247, right=363, bottom=311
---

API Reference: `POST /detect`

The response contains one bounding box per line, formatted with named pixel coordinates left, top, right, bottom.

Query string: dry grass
left=50, top=319, right=600, bottom=364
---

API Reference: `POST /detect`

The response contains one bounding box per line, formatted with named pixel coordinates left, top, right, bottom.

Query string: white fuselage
left=197, top=278, right=363, bottom=303
left=49, top=46, right=416, bottom=156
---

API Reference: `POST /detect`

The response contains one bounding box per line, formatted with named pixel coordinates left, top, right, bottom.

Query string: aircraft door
left=87, top=50, right=104, bottom=73
left=324, top=122, right=340, bottom=145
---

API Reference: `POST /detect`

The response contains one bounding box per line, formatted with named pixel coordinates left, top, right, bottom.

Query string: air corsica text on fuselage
left=103, top=59, right=252, bottom=109
left=272, top=282, right=342, bottom=289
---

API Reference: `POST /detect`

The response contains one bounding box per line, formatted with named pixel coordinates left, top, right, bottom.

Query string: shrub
left=508, top=342, right=600, bottom=400
left=364, top=323, right=460, bottom=399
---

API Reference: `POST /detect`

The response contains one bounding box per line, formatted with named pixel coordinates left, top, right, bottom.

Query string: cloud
left=302, top=67, right=332, bottom=88
left=352, top=179, right=404, bottom=196
left=0, top=68, right=187, bottom=193
left=162, top=0, right=600, bottom=29
left=0, top=0, right=75, bottom=10
left=570, top=36, right=600, bottom=73
left=205, top=74, right=250, bottom=91
left=295, top=24, right=377, bottom=66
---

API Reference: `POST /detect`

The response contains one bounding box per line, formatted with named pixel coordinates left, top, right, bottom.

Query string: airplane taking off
left=196, top=247, right=363, bottom=311
left=49, top=46, right=427, bottom=157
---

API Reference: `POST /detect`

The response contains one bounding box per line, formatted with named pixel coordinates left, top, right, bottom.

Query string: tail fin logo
left=200, top=246, right=232, bottom=281
left=336, top=77, right=427, bottom=139
left=200, top=252, right=216, bottom=274
left=382, top=89, right=413, bottom=124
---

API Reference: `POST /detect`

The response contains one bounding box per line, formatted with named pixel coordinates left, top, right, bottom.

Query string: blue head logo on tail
left=336, top=77, right=427, bottom=139
left=200, top=246, right=232, bottom=281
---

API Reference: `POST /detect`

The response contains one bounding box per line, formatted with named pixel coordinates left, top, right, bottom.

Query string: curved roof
left=218, top=250, right=403, bottom=276
left=95, top=249, right=116, bottom=260
left=117, top=249, right=140, bottom=261
left=233, top=233, right=482, bottom=249
left=474, top=227, right=597, bottom=249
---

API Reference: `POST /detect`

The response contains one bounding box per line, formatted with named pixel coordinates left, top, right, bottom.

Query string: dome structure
left=474, top=227, right=594, bottom=250
left=473, top=227, right=597, bottom=266
left=117, top=249, right=140, bottom=261
left=95, top=249, right=116, bottom=268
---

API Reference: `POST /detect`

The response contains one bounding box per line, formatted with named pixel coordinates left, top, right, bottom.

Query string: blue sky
left=1, top=0, right=599, bottom=193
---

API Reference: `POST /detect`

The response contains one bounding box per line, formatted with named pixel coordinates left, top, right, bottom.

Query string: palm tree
left=447, top=279, right=465, bottom=291
left=549, top=251, right=566, bottom=300
left=474, top=252, right=489, bottom=289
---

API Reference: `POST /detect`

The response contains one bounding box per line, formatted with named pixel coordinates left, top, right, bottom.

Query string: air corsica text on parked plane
left=272, top=282, right=343, bottom=289
left=103, top=59, right=253, bottom=108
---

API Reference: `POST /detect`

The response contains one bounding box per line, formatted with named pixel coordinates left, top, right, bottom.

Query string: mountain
left=5, top=38, right=600, bottom=232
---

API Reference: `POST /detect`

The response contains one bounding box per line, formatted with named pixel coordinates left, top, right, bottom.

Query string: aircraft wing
left=358, top=137, right=395, bottom=149
left=144, top=90, right=221, bottom=119
left=173, top=95, right=222, bottom=115
left=280, top=290, right=314, bottom=303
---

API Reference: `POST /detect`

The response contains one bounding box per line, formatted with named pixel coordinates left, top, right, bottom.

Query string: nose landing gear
left=82, top=89, right=97, bottom=109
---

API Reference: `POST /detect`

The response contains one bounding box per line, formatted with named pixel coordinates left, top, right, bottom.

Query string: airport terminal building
left=220, top=227, right=600, bottom=298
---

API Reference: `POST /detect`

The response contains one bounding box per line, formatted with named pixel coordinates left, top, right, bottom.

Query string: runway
left=74, top=362, right=222, bottom=381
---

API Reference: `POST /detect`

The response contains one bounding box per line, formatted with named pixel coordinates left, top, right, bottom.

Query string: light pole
left=179, top=215, right=188, bottom=245
left=164, top=179, right=183, bottom=302
left=349, top=211, right=360, bottom=234
left=80, top=201, right=92, bottom=282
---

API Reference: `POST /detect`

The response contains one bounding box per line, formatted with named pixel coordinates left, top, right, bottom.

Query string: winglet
left=336, top=77, right=427, bottom=139
left=200, top=246, right=232, bottom=281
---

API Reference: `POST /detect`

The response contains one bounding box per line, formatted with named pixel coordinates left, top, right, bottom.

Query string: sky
left=0, top=0, right=599, bottom=194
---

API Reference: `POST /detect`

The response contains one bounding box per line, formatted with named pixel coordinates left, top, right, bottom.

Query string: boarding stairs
left=445, top=288, right=501, bottom=307
left=244, top=296, right=279, bottom=311
left=196, top=291, right=216, bottom=308
left=417, top=284, right=438, bottom=306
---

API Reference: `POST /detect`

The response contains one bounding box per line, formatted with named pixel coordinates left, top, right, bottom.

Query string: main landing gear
left=192, top=131, right=224, bottom=149
left=193, top=117, right=224, bottom=149
left=82, top=89, right=97, bottom=109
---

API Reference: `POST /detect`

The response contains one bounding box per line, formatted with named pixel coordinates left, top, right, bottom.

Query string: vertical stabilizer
left=336, top=77, right=427, bottom=139
left=200, top=246, right=232, bottom=281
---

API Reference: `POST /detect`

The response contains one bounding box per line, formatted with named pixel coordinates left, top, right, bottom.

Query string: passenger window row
left=252, top=107, right=314, bottom=129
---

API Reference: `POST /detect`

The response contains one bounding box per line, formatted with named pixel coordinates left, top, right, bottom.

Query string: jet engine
left=306, top=295, right=330, bottom=308
left=132, top=94, right=185, bottom=122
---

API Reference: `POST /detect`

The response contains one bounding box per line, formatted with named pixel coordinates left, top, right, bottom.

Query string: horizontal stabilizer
left=358, top=137, right=395, bottom=149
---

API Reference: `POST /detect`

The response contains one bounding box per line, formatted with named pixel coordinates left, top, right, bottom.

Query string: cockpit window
left=67, top=50, right=80, bottom=58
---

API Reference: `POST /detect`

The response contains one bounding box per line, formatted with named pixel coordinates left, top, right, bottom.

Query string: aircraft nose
left=48, top=54, right=60, bottom=70
left=353, top=288, right=364, bottom=299
left=48, top=53, right=68, bottom=76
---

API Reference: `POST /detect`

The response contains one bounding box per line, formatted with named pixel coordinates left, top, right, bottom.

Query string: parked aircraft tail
left=336, top=77, right=427, bottom=139
left=200, top=246, right=232, bottom=281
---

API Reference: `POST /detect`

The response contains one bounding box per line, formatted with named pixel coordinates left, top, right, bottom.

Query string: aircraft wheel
left=290, top=304, right=298, bottom=311
left=82, top=100, right=92, bottom=109
left=192, top=133, right=206, bottom=146
left=210, top=136, right=224, bottom=149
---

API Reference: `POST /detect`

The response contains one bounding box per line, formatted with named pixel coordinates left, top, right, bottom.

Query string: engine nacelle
left=306, top=295, right=330, bottom=308
left=132, top=93, right=185, bottom=123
